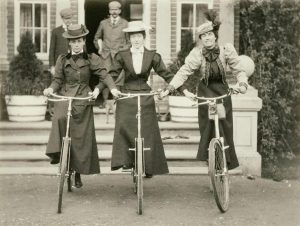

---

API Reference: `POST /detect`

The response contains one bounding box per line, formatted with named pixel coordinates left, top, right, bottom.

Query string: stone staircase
left=0, top=109, right=242, bottom=175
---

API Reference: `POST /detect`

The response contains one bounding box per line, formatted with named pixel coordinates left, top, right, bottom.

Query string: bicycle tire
left=137, top=139, right=143, bottom=215
left=57, top=138, right=70, bottom=214
left=67, top=170, right=73, bottom=192
left=137, top=169, right=143, bottom=215
left=208, top=138, right=229, bottom=212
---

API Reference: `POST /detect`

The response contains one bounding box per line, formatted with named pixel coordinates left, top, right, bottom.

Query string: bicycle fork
left=211, top=102, right=228, bottom=173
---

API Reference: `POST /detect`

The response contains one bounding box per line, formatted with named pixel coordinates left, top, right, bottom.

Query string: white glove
left=43, top=88, right=53, bottom=96
left=232, top=82, right=247, bottom=94
left=183, top=89, right=196, bottom=101
left=89, top=88, right=100, bottom=99
left=159, top=89, right=170, bottom=99
left=50, top=66, right=55, bottom=75
left=110, top=88, right=121, bottom=98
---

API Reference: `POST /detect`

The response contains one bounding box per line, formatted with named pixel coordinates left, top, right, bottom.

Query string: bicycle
left=48, top=93, right=92, bottom=214
left=117, top=91, right=159, bottom=215
left=194, top=88, right=238, bottom=213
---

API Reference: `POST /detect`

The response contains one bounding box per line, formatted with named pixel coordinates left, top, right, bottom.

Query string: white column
left=232, top=86, right=263, bottom=176
left=155, top=0, right=171, bottom=61
left=56, top=0, right=71, bottom=27
left=78, top=0, right=85, bottom=24
left=143, top=0, right=151, bottom=49
left=218, top=0, right=234, bottom=46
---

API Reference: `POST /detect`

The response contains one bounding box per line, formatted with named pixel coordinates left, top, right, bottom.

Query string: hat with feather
left=197, top=10, right=221, bottom=39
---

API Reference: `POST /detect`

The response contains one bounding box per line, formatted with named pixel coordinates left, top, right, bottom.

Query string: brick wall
left=7, top=0, right=14, bottom=62
left=170, top=0, right=177, bottom=59
left=234, top=0, right=240, bottom=52
left=150, top=0, right=157, bottom=50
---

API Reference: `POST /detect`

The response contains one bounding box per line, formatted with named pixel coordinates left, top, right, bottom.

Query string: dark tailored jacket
left=109, top=48, right=174, bottom=90
left=93, top=17, right=129, bottom=59
left=49, top=53, right=116, bottom=97
left=49, top=26, right=69, bottom=67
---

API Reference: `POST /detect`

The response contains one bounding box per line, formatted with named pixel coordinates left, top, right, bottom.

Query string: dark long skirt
left=197, top=81, right=239, bottom=170
left=46, top=101, right=100, bottom=174
left=111, top=91, right=169, bottom=175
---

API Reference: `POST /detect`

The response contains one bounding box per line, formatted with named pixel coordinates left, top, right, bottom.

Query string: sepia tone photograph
left=0, top=0, right=299, bottom=225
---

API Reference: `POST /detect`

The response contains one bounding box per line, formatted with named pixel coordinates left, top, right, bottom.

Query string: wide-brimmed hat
left=123, top=21, right=148, bottom=33
left=62, top=24, right=89, bottom=39
left=60, top=8, right=73, bottom=19
left=196, top=21, right=214, bottom=36
left=108, top=1, right=121, bottom=9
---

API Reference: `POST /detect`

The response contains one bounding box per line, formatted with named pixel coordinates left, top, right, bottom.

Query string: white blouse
left=130, top=47, right=144, bottom=74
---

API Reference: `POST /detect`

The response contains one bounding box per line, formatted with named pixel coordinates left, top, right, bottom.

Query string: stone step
left=0, top=135, right=200, bottom=145
left=0, top=149, right=198, bottom=161
left=0, top=161, right=242, bottom=175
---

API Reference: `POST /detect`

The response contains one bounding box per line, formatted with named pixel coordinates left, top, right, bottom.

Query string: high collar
left=130, top=46, right=144, bottom=54
left=202, top=45, right=220, bottom=62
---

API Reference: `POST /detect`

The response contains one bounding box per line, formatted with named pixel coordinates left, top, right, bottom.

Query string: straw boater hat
left=60, top=8, right=73, bottom=19
left=62, top=24, right=89, bottom=39
left=122, top=21, right=147, bottom=33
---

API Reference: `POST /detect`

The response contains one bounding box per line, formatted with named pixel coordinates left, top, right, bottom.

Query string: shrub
left=240, top=0, right=300, bottom=177
left=2, top=31, right=50, bottom=95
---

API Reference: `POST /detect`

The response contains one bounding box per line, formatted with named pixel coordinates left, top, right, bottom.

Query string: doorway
left=84, top=0, right=143, bottom=54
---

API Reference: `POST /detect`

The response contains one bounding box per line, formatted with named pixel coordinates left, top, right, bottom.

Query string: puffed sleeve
left=152, top=53, right=173, bottom=83
left=169, top=47, right=202, bottom=89
left=107, top=52, right=125, bottom=87
left=224, top=43, right=248, bottom=84
left=89, top=53, right=116, bottom=91
left=49, top=55, right=65, bottom=92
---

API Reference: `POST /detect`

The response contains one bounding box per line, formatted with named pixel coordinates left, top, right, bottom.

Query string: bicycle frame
left=194, top=89, right=234, bottom=212
left=48, top=93, right=92, bottom=213
left=117, top=91, right=159, bottom=215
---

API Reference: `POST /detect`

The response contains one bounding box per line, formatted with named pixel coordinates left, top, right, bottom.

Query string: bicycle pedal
left=224, top=145, right=229, bottom=150
left=129, top=148, right=136, bottom=152
left=121, top=169, right=132, bottom=173
left=144, top=148, right=150, bottom=151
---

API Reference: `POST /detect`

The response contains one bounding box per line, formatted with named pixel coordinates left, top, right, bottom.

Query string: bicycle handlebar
left=193, top=89, right=237, bottom=106
left=47, top=93, right=93, bottom=102
left=117, top=91, right=160, bottom=100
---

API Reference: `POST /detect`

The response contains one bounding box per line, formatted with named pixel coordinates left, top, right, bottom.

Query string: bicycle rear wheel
left=57, top=137, right=71, bottom=214
left=208, top=138, right=229, bottom=212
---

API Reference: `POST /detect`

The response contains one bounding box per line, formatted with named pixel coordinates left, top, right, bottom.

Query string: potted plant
left=2, top=31, right=51, bottom=121
left=167, top=30, right=199, bottom=123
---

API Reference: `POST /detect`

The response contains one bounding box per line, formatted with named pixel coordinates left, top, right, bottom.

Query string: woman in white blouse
left=109, top=21, right=174, bottom=177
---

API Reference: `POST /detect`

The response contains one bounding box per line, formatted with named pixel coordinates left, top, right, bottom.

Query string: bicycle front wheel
left=57, top=137, right=71, bottom=214
left=208, top=138, right=229, bottom=212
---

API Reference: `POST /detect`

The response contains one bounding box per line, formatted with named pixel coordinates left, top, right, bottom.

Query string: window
left=177, top=0, right=213, bottom=51
left=15, top=1, right=50, bottom=60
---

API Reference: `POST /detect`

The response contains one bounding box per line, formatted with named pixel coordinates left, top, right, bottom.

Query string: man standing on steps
left=93, top=1, right=129, bottom=70
left=47, top=8, right=73, bottom=120
left=93, top=1, right=129, bottom=107
left=49, top=8, right=73, bottom=75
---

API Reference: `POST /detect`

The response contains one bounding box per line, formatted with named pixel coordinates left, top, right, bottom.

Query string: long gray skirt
left=111, top=92, right=169, bottom=175
left=46, top=101, right=100, bottom=174
left=197, top=81, right=239, bottom=170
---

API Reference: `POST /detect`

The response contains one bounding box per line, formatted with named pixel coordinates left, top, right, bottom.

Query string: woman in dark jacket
left=161, top=12, right=250, bottom=170
left=43, top=24, right=120, bottom=187
left=109, top=21, right=174, bottom=177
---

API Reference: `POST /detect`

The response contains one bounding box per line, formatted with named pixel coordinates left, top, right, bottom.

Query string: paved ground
left=0, top=175, right=299, bottom=226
